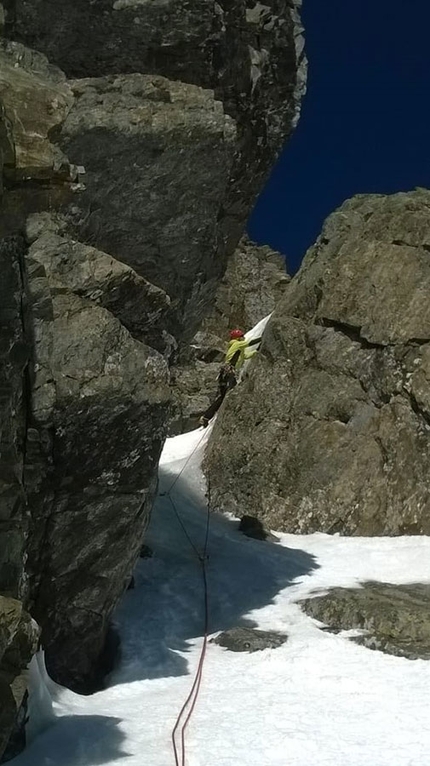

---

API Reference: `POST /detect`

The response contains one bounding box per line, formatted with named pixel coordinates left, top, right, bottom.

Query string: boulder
left=0, top=596, right=40, bottom=762
left=301, top=582, right=430, bottom=660
left=238, top=515, right=279, bottom=542
left=211, top=626, right=287, bottom=652
left=23, top=254, right=170, bottom=692
left=205, top=190, right=430, bottom=535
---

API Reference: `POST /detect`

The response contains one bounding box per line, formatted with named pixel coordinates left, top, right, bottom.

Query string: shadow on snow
left=109, top=470, right=319, bottom=686
left=10, top=715, right=128, bottom=766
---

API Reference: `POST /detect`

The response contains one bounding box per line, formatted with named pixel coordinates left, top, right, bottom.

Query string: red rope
left=169, top=497, right=210, bottom=766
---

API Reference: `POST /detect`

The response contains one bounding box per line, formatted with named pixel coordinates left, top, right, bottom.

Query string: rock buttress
left=205, top=190, right=430, bottom=536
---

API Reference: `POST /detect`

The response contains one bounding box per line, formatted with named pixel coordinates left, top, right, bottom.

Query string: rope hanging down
left=160, top=430, right=211, bottom=766
left=170, top=496, right=210, bottom=766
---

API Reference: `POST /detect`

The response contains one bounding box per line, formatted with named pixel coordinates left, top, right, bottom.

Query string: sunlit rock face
left=205, top=190, right=430, bottom=536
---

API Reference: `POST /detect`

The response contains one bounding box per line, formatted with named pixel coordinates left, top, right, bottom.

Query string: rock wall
left=0, top=597, right=39, bottom=761
left=205, top=190, right=430, bottom=536
left=169, top=237, right=289, bottom=434
left=0, top=235, right=28, bottom=600
left=300, top=582, right=430, bottom=661
left=4, top=0, right=306, bottom=337
left=24, top=232, right=170, bottom=692
left=201, top=235, right=290, bottom=338
left=59, top=74, right=237, bottom=340
left=0, top=1, right=305, bottom=751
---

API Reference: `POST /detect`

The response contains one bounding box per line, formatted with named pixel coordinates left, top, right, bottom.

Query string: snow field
left=11, top=402, right=430, bottom=766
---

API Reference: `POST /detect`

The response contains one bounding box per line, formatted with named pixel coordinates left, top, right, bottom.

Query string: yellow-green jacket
left=225, top=337, right=261, bottom=370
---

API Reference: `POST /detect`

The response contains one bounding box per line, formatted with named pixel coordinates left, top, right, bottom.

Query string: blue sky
left=248, top=0, right=430, bottom=273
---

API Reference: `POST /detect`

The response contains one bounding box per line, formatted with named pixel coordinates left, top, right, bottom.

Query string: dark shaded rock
left=205, top=190, right=430, bottom=535
left=1, top=691, right=27, bottom=763
left=23, top=256, right=170, bottom=693
left=301, top=582, right=430, bottom=661
left=0, top=235, right=28, bottom=599
left=139, top=544, right=153, bottom=559
left=211, top=626, right=287, bottom=652
left=238, top=515, right=279, bottom=542
left=6, top=2, right=305, bottom=338
left=25, top=213, right=174, bottom=356
left=0, top=596, right=40, bottom=762
left=58, top=74, right=237, bottom=341
left=7, top=0, right=306, bottom=220
left=169, top=361, right=220, bottom=436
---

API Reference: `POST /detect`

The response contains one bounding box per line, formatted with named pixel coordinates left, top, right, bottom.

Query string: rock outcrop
left=201, top=235, right=290, bottom=338
left=59, top=74, right=237, bottom=340
left=211, top=626, right=287, bottom=652
left=205, top=190, right=430, bottom=535
left=0, top=40, right=74, bottom=184
left=5, top=0, right=306, bottom=337
left=0, top=235, right=28, bottom=600
left=0, top=597, right=39, bottom=762
left=169, top=237, right=288, bottom=433
left=26, top=213, right=173, bottom=355
left=301, top=582, right=430, bottom=660
left=23, top=231, right=170, bottom=692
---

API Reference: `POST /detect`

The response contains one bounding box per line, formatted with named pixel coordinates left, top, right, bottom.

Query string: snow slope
left=11, top=413, right=430, bottom=766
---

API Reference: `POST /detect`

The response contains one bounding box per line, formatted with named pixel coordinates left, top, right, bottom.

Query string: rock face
left=0, top=40, right=74, bottom=184
left=169, top=360, right=221, bottom=435
left=201, top=235, right=290, bottom=338
left=5, top=0, right=306, bottom=337
left=23, top=237, right=170, bottom=692
left=211, top=626, right=287, bottom=652
left=0, top=236, right=28, bottom=601
left=301, top=582, right=430, bottom=660
left=0, top=596, right=39, bottom=762
left=59, top=74, right=237, bottom=340
left=205, top=190, right=430, bottom=535
left=0, top=40, right=75, bottom=239
left=0, top=0, right=305, bottom=743
left=25, top=213, right=173, bottom=355
left=169, top=237, right=288, bottom=433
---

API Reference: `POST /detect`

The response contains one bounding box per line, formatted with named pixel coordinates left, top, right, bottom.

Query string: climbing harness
left=160, top=430, right=211, bottom=766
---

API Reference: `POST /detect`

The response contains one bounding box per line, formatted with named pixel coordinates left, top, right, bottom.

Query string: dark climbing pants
left=202, top=367, right=237, bottom=422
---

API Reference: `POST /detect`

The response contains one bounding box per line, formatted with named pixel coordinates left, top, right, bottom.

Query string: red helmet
left=229, top=328, right=245, bottom=339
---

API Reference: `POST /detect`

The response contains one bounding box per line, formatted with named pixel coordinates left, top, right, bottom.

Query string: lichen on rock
left=300, top=582, right=430, bottom=660
left=205, top=190, right=430, bottom=536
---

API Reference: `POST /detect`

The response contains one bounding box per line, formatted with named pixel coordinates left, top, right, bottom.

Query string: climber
left=199, top=328, right=261, bottom=427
